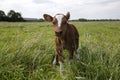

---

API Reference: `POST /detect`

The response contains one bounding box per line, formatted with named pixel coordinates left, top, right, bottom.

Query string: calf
left=43, top=12, right=79, bottom=72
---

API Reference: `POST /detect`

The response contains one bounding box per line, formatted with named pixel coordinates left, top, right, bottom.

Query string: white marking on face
left=55, top=15, right=64, bottom=27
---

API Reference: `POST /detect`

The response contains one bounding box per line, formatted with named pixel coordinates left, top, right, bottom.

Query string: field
left=0, top=21, right=120, bottom=80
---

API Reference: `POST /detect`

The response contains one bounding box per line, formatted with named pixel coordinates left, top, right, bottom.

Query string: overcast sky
left=0, top=0, right=120, bottom=19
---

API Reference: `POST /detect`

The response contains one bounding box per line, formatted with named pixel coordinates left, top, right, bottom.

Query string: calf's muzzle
left=55, top=31, right=62, bottom=37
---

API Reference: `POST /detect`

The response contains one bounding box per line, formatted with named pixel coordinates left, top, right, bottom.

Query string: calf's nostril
left=55, top=31, right=62, bottom=36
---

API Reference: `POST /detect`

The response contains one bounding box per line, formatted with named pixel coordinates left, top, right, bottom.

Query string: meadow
left=0, top=21, right=120, bottom=80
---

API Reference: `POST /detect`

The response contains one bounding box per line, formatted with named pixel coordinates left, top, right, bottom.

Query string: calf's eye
left=52, top=19, right=57, bottom=25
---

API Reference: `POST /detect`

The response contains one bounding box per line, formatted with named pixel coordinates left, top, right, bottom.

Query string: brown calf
left=43, top=12, right=79, bottom=72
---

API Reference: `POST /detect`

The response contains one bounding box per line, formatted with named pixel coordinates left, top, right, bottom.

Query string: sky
left=0, top=0, right=120, bottom=19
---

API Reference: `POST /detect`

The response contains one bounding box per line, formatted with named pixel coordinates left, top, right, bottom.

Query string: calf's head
left=43, top=12, right=70, bottom=37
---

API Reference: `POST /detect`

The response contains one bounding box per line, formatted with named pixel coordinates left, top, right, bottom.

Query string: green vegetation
left=0, top=21, right=120, bottom=80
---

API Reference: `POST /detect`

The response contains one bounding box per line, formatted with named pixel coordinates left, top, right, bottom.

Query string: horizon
left=23, top=17, right=120, bottom=20
left=0, top=0, right=120, bottom=19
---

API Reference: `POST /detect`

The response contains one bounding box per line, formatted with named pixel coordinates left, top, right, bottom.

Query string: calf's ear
left=43, top=14, right=53, bottom=22
left=66, top=12, right=70, bottom=20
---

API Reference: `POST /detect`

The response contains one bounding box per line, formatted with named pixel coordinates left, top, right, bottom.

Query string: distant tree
left=15, top=12, right=24, bottom=21
left=7, top=10, right=24, bottom=22
left=78, top=18, right=87, bottom=21
left=7, top=10, right=16, bottom=21
left=0, top=10, right=6, bottom=21
left=39, top=18, right=44, bottom=22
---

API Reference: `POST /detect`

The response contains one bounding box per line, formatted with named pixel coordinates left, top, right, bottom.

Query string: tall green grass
left=0, top=21, right=120, bottom=80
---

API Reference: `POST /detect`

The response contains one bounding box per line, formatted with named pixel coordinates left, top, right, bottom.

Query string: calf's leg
left=52, top=54, right=58, bottom=65
left=68, top=50, right=74, bottom=63
left=75, top=49, right=80, bottom=60
left=55, top=37, right=64, bottom=74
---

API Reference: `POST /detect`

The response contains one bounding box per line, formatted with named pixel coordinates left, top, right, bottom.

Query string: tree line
left=0, top=10, right=24, bottom=22
left=1, top=10, right=120, bottom=22
left=71, top=18, right=120, bottom=22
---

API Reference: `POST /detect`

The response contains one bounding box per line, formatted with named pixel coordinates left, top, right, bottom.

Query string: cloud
left=33, top=0, right=52, bottom=4
left=0, top=0, right=120, bottom=19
